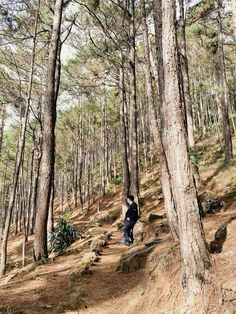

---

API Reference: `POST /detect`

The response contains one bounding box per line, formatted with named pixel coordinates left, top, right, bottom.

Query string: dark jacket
left=125, top=202, right=139, bottom=222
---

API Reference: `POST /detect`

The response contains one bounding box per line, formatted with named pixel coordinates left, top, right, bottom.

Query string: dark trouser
left=124, top=220, right=136, bottom=243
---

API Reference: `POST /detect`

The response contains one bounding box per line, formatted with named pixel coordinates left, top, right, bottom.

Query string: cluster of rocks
left=68, top=231, right=112, bottom=286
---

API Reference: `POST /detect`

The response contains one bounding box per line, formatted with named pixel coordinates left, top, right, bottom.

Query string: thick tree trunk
left=232, top=0, right=236, bottom=38
left=161, top=0, right=211, bottom=309
left=152, top=0, right=179, bottom=239
left=78, top=102, right=84, bottom=210
left=47, top=173, right=55, bottom=234
left=29, top=136, right=41, bottom=235
left=129, top=0, right=139, bottom=201
left=0, top=105, right=6, bottom=157
left=178, top=0, right=201, bottom=189
left=119, top=61, right=131, bottom=217
left=100, top=96, right=106, bottom=197
left=25, top=150, right=34, bottom=242
left=33, top=0, right=63, bottom=262
left=0, top=1, right=40, bottom=275
left=216, top=0, right=233, bottom=161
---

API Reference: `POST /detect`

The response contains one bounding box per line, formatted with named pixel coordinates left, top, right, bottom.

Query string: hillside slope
left=0, top=136, right=236, bottom=314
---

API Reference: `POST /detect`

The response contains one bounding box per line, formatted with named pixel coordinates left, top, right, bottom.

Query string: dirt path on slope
left=78, top=230, right=145, bottom=314
left=0, top=229, right=144, bottom=314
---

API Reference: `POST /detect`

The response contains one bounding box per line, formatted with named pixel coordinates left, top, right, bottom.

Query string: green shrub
left=48, top=218, right=78, bottom=253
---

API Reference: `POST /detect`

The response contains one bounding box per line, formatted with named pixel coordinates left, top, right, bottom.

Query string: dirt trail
left=79, top=230, right=144, bottom=314
left=0, top=227, right=144, bottom=314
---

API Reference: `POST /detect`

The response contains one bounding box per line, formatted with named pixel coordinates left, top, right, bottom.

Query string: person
left=122, top=195, right=139, bottom=245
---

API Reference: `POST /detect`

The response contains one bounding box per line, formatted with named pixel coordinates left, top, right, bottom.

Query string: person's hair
left=127, top=195, right=134, bottom=202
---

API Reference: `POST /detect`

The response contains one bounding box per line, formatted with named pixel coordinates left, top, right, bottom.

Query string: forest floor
left=0, top=135, right=236, bottom=314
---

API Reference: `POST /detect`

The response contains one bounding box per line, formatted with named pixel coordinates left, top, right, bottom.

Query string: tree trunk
left=129, top=0, right=139, bottom=201
left=216, top=0, right=233, bottom=161
left=231, top=0, right=236, bottom=45
left=29, top=134, right=41, bottom=235
left=119, top=60, right=131, bottom=217
left=0, top=0, right=40, bottom=275
left=143, top=0, right=179, bottom=240
left=178, top=0, right=201, bottom=189
left=0, top=105, right=6, bottom=157
left=161, top=0, right=211, bottom=309
left=47, top=173, right=55, bottom=234
left=33, top=0, right=63, bottom=262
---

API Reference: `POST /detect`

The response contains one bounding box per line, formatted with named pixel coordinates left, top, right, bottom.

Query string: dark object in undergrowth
left=48, top=218, right=78, bottom=253
left=199, top=198, right=224, bottom=217
left=148, top=214, right=165, bottom=223
left=209, top=224, right=227, bottom=254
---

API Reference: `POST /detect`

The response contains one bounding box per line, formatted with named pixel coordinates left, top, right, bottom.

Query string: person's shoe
left=125, top=242, right=132, bottom=246
left=120, top=239, right=127, bottom=245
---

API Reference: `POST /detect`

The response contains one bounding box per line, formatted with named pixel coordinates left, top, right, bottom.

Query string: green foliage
left=187, top=0, right=216, bottom=25
left=189, top=148, right=199, bottom=165
left=110, top=175, right=122, bottom=187
left=48, top=218, right=78, bottom=253
left=218, top=159, right=236, bottom=171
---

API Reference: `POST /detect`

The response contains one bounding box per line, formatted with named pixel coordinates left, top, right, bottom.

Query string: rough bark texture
left=161, top=0, right=211, bottom=310
left=0, top=105, right=5, bottom=157
left=233, top=0, right=236, bottom=35
left=142, top=0, right=179, bottom=240
left=0, top=1, right=40, bottom=276
left=119, top=62, right=131, bottom=217
left=129, top=0, right=139, bottom=201
left=216, top=0, right=233, bottom=161
left=178, top=0, right=201, bottom=189
left=33, top=0, right=63, bottom=261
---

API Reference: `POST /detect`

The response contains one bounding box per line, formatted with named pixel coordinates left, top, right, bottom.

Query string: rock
left=48, top=251, right=59, bottom=261
left=68, top=252, right=99, bottom=286
left=215, top=224, right=227, bottom=240
left=68, top=264, right=90, bottom=285
left=148, top=214, right=164, bottom=223
left=133, top=221, right=145, bottom=243
left=90, top=210, right=119, bottom=225
left=209, top=224, right=227, bottom=254
left=157, top=193, right=163, bottom=200
left=4, top=263, right=35, bottom=285
left=201, top=198, right=224, bottom=216
left=116, top=246, right=155, bottom=273
left=90, top=231, right=111, bottom=253
left=82, top=251, right=100, bottom=264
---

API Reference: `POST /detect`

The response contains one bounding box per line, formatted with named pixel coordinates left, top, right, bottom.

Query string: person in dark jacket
left=123, top=195, right=139, bottom=245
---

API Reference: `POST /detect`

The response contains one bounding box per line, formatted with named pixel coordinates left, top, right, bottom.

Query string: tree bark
left=152, top=0, right=179, bottom=240
left=231, top=0, right=236, bottom=45
left=178, top=0, right=201, bottom=189
left=129, top=0, right=139, bottom=201
left=0, top=105, right=6, bottom=158
left=216, top=0, right=233, bottom=161
left=0, top=0, right=40, bottom=275
left=161, top=0, right=211, bottom=309
left=119, top=60, right=131, bottom=217
left=33, top=0, right=63, bottom=262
